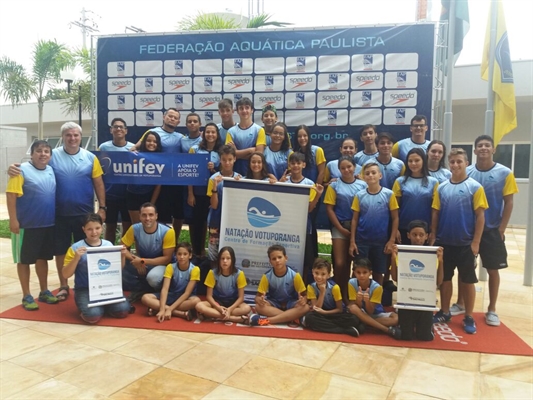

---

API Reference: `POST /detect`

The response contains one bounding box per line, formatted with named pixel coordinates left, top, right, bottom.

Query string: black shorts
left=54, top=215, right=86, bottom=255
left=106, top=197, right=131, bottom=224
left=126, top=191, right=154, bottom=212
left=13, top=227, right=54, bottom=264
left=437, top=243, right=478, bottom=284
left=479, top=228, right=508, bottom=270
left=156, top=185, right=184, bottom=223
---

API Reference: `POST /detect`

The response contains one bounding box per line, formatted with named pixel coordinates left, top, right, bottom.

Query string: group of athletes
left=6, top=96, right=517, bottom=339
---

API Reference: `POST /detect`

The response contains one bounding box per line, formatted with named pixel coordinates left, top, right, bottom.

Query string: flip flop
left=56, top=286, right=70, bottom=302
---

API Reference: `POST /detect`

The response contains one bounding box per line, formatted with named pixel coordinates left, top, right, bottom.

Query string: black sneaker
left=346, top=326, right=360, bottom=337
left=126, top=291, right=144, bottom=304
left=357, top=322, right=366, bottom=335
left=388, top=326, right=402, bottom=340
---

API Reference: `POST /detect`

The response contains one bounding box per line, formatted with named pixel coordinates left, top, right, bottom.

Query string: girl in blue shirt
left=263, top=122, right=292, bottom=180
left=427, top=140, right=452, bottom=183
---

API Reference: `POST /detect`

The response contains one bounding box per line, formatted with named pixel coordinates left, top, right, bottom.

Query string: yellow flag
left=481, top=1, right=517, bottom=147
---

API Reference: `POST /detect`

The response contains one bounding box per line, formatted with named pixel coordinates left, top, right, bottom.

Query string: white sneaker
left=449, top=303, right=465, bottom=316
left=485, top=311, right=501, bottom=326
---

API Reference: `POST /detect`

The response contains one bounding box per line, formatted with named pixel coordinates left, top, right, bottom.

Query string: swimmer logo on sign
left=247, top=197, right=281, bottom=228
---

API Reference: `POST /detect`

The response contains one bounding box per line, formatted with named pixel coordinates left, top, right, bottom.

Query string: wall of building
left=0, top=126, right=28, bottom=192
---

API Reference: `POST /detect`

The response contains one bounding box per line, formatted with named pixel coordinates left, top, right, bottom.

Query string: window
left=452, top=144, right=473, bottom=163
left=514, top=144, right=531, bottom=179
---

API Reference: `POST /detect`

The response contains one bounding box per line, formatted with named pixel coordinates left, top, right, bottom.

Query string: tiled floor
left=1, top=198, right=532, bottom=399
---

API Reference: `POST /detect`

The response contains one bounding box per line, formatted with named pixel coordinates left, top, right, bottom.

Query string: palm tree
left=0, top=40, right=73, bottom=139
left=61, top=48, right=92, bottom=116
left=177, top=12, right=291, bottom=31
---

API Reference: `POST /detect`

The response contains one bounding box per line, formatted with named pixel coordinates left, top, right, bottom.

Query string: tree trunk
left=38, top=101, right=44, bottom=140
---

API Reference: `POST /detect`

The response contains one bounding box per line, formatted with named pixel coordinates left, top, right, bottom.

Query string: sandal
left=56, top=286, right=70, bottom=302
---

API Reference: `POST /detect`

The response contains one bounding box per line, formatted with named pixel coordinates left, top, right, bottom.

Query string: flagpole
left=484, top=0, right=498, bottom=139
left=442, top=0, right=456, bottom=156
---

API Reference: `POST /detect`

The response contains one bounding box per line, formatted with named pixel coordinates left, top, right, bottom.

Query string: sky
left=0, top=0, right=532, bottom=80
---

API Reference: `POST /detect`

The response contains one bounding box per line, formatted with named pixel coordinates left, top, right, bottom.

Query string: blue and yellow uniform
left=302, top=145, right=326, bottom=183
left=366, top=157, right=406, bottom=189
left=204, top=269, right=247, bottom=305
left=323, top=159, right=362, bottom=183
left=288, top=176, right=316, bottom=234
left=429, top=167, right=451, bottom=183
left=307, top=281, right=342, bottom=311
left=392, top=139, right=431, bottom=163
left=50, top=147, right=103, bottom=217
left=217, top=122, right=235, bottom=144
left=160, top=262, right=200, bottom=303
left=141, top=127, right=183, bottom=153
left=225, top=123, right=266, bottom=175
left=263, top=146, right=292, bottom=180
left=467, top=163, right=518, bottom=230
left=257, top=266, right=306, bottom=309
left=121, top=223, right=175, bottom=262
left=432, top=178, right=489, bottom=246
left=65, top=239, right=114, bottom=289
left=7, top=162, right=56, bottom=228
left=180, top=135, right=202, bottom=153
left=347, top=278, right=385, bottom=315
left=354, top=150, right=379, bottom=166
left=351, top=188, right=399, bottom=244
left=206, top=171, right=240, bottom=229
left=324, top=178, right=367, bottom=223
left=392, top=176, right=439, bottom=231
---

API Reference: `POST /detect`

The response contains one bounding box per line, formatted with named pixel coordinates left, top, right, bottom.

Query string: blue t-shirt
left=98, top=140, right=135, bottom=200
left=262, top=267, right=301, bottom=304
left=326, top=159, right=362, bottom=181
left=393, top=176, right=439, bottom=230
left=366, top=157, right=405, bottom=189
left=207, top=171, right=240, bottom=228
left=180, top=135, right=202, bottom=153
left=49, top=147, right=101, bottom=217
left=309, top=281, right=339, bottom=311
left=263, top=146, right=291, bottom=180
left=9, top=162, right=56, bottom=228
left=352, top=187, right=398, bottom=243
left=190, top=145, right=220, bottom=196
left=167, top=262, right=198, bottom=297
left=354, top=150, right=379, bottom=166
left=211, top=269, right=244, bottom=302
left=147, top=127, right=183, bottom=153
left=429, top=167, right=451, bottom=183
left=68, top=239, right=114, bottom=289
left=131, top=223, right=173, bottom=259
left=325, top=178, right=367, bottom=222
left=226, top=123, right=265, bottom=175
left=394, top=138, right=431, bottom=163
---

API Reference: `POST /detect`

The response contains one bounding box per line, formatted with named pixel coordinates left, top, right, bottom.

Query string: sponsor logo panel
left=384, top=71, right=418, bottom=88
left=163, top=59, right=193, bottom=76
left=285, top=56, right=317, bottom=73
left=223, top=76, right=253, bottom=92
left=316, top=91, right=349, bottom=108
left=108, top=95, right=134, bottom=110
left=349, top=109, right=383, bottom=126
left=253, top=75, right=285, bottom=92
left=284, top=74, right=317, bottom=91
left=134, top=77, right=163, bottom=93
left=135, top=95, right=163, bottom=110
left=253, top=111, right=284, bottom=125
left=108, top=111, right=134, bottom=127
left=284, top=92, right=316, bottom=109
left=193, top=93, right=223, bottom=109
left=193, top=59, right=223, bottom=75
left=350, top=72, right=384, bottom=89
left=350, top=91, right=383, bottom=108
left=134, top=60, right=163, bottom=76
left=254, top=57, right=286, bottom=74
left=317, top=73, right=350, bottom=90
left=223, top=58, right=253, bottom=75
left=316, top=109, right=348, bottom=126
left=107, top=78, right=134, bottom=94
left=163, top=94, right=192, bottom=110
left=383, top=108, right=418, bottom=125
left=135, top=111, right=163, bottom=127
left=107, top=61, right=134, bottom=77
left=284, top=110, right=316, bottom=126
left=193, top=76, right=223, bottom=93
left=383, top=90, right=418, bottom=107
left=163, top=77, right=192, bottom=92
left=351, top=54, right=384, bottom=71
left=253, top=93, right=285, bottom=109
left=385, top=53, right=419, bottom=70
left=318, top=55, right=350, bottom=72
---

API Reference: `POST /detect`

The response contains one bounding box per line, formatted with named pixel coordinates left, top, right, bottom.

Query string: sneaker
left=346, top=326, right=360, bottom=337
left=450, top=303, right=466, bottom=316
left=300, top=315, right=306, bottom=327
left=463, top=315, right=477, bottom=334
left=433, top=310, right=452, bottom=324
left=357, top=323, right=366, bottom=335
left=249, top=314, right=270, bottom=326
left=485, top=311, right=501, bottom=327
left=38, top=290, right=59, bottom=304
left=388, top=326, right=402, bottom=340
left=186, top=308, right=197, bottom=321
left=22, top=295, right=39, bottom=311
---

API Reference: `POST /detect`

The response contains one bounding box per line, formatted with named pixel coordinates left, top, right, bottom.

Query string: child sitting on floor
left=63, top=213, right=130, bottom=324
left=304, top=258, right=364, bottom=337
left=141, top=242, right=200, bottom=322
left=250, top=244, right=309, bottom=326
left=347, top=258, right=401, bottom=339
left=390, top=220, right=444, bottom=341
left=195, top=246, right=252, bottom=323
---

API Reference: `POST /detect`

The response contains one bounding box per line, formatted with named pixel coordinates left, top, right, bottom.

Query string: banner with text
left=87, top=246, right=125, bottom=308
left=219, top=179, right=310, bottom=296
left=395, top=245, right=440, bottom=311
left=95, top=151, right=209, bottom=185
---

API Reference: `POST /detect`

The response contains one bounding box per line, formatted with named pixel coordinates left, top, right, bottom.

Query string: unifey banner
left=219, top=179, right=310, bottom=295
left=86, top=246, right=125, bottom=307
left=395, top=245, right=440, bottom=311
left=94, top=151, right=209, bottom=185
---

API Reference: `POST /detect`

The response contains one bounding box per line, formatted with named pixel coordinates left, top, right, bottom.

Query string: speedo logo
left=140, top=96, right=161, bottom=107
left=259, top=95, right=282, bottom=103
left=199, top=96, right=222, bottom=107
left=290, top=77, right=313, bottom=88
left=356, top=75, right=381, bottom=86
left=169, top=79, right=190, bottom=89
left=228, top=78, right=250, bottom=89
left=433, top=323, right=468, bottom=345
left=322, top=94, right=346, bottom=106
left=390, top=92, right=415, bottom=104
left=112, top=80, right=132, bottom=91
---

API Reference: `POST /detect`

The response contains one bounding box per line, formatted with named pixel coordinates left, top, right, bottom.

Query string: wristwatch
left=99, top=206, right=108, bottom=211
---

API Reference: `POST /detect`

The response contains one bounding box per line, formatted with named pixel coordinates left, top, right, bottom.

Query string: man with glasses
left=98, top=118, right=135, bottom=243
left=392, top=115, right=431, bottom=163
